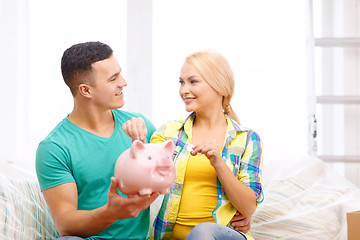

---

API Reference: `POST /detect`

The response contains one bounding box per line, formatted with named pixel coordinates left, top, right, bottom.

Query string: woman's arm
left=213, top=158, right=257, bottom=217
left=191, top=135, right=262, bottom=218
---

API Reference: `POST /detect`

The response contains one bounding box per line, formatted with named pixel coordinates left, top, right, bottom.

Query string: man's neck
left=68, top=105, right=115, bottom=138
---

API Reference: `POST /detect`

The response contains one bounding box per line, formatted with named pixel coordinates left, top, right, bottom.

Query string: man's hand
left=42, top=177, right=159, bottom=238
left=122, top=117, right=147, bottom=143
left=106, top=177, right=159, bottom=220
left=230, top=211, right=251, bottom=233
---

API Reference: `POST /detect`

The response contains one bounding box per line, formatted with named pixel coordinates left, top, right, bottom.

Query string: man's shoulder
left=112, top=109, right=154, bottom=128
left=41, top=118, right=69, bottom=143
left=36, top=118, right=75, bottom=157
left=112, top=109, right=146, bottom=120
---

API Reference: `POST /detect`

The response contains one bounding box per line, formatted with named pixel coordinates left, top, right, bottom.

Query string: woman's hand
left=122, top=117, right=147, bottom=143
left=191, top=141, right=223, bottom=168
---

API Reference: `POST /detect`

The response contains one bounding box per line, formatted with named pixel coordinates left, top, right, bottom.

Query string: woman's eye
left=179, top=80, right=184, bottom=85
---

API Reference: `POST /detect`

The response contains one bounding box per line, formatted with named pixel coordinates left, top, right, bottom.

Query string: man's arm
left=230, top=211, right=251, bottom=233
left=43, top=177, right=158, bottom=237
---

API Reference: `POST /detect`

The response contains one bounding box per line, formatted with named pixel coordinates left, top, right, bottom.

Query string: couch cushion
left=0, top=162, right=59, bottom=240
left=250, top=156, right=360, bottom=239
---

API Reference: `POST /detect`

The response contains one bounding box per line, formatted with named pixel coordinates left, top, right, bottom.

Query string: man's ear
left=78, top=84, right=92, bottom=98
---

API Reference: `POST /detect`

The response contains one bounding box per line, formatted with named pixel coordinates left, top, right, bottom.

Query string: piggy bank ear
left=130, top=140, right=146, bottom=159
left=162, top=140, right=175, bottom=154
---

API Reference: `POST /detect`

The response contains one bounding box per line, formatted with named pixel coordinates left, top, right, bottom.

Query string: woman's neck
left=191, top=109, right=228, bottom=146
left=193, top=109, right=227, bottom=129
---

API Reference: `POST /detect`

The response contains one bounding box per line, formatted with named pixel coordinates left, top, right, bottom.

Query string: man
left=36, top=41, right=158, bottom=240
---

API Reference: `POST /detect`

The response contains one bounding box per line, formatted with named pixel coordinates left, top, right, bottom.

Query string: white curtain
left=0, top=0, right=30, bottom=165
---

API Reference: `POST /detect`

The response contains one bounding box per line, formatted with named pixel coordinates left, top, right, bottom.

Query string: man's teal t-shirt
left=36, top=109, right=156, bottom=240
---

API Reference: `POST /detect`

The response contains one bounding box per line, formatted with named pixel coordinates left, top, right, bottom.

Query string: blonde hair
left=185, top=50, right=240, bottom=124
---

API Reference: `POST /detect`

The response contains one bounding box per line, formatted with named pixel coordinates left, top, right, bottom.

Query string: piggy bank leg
left=160, top=188, right=170, bottom=195
left=139, top=188, right=152, bottom=195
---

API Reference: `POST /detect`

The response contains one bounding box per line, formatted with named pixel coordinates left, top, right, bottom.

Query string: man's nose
left=119, top=76, right=127, bottom=87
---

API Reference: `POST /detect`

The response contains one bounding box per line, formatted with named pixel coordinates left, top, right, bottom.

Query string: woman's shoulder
left=235, top=125, right=261, bottom=140
left=151, top=119, right=184, bottom=143
left=226, top=116, right=260, bottom=138
left=157, top=119, right=184, bottom=133
left=229, top=119, right=262, bottom=144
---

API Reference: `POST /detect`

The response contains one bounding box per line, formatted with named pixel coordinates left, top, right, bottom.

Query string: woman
left=150, top=50, right=264, bottom=240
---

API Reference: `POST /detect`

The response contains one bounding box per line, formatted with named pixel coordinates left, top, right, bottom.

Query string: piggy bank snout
left=159, top=156, right=172, bottom=165
left=155, top=157, right=173, bottom=176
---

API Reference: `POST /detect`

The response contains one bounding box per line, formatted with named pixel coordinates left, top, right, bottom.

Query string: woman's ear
left=78, top=84, right=92, bottom=98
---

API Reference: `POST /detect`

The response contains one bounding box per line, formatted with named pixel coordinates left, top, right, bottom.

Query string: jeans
left=185, top=222, right=247, bottom=240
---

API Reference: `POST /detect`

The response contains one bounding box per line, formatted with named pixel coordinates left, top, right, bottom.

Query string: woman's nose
left=180, top=83, right=190, bottom=94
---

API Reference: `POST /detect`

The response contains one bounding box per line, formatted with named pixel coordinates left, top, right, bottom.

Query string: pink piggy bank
left=114, top=140, right=176, bottom=196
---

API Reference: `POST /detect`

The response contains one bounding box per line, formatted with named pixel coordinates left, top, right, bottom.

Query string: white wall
left=27, top=0, right=127, bottom=164
left=0, top=0, right=127, bottom=169
left=152, top=0, right=309, bottom=161
left=0, top=0, right=309, bottom=170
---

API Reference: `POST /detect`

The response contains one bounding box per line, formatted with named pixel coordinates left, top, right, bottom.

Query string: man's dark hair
left=61, top=41, right=113, bottom=96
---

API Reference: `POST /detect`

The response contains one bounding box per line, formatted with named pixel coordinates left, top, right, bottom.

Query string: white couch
left=1, top=156, right=359, bottom=240
left=0, top=163, right=59, bottom=239
left=249, top=156, right=360, bottom=240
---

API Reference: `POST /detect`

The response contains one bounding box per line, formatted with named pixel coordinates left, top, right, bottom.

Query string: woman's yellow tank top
left=170, top=154, right=219, bottom=240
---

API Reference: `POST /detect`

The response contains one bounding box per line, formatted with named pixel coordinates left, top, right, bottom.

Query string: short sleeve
left=35, top=140, right=75, bottom=191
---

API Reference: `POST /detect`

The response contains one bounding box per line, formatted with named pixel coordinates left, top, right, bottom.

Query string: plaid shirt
left=150, top=113, right=264, bottom=240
